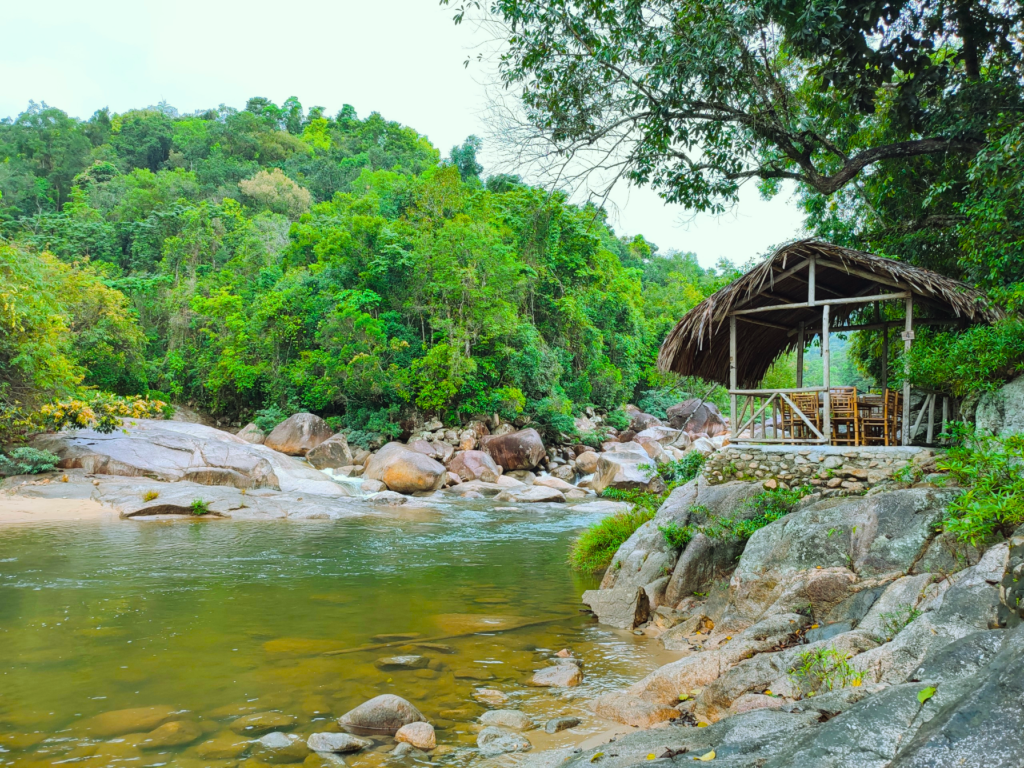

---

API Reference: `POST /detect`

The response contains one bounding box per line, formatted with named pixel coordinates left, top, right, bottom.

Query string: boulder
left=667, top=399, right=729, bottom=437
left=306, top=732, right=372, bottom=753
left=494, top=485, right=566, bottom=503
left=230, top=712, right=297, bottom=734
left=589, top=443, right=659, bottom=493
left=973, top=374, right=1024, bottom=436
left=139, top=720, right=203, bottom=748
left=375, top=655, right=429, bottom=670
left=634, top=426, right=682, bottom=445
left=350, top=446, right=371, bottom=465
left=236, top=422, right=266, bottom=444
left=480, top=428, right=546, bottom=470
left=78, top=705, right=178, bottom=737
left=479, top=710, right=533, bottom=731
left=533, top=475, right=577, bottom=492
left=550, top=463, right=576, bottom=482
left=305, top=434, right=354, bottom=470
left=338, top=694, right=426, bottom=735
left=395, top=722, right=436, bottom=750
left=544, top=716, right=582, bottom=734
left=361, top=479, right=386, bottom=493
left=264, top=413, right=333, bottom=455
left=531, top=664, right=583, bottom=687
left=477, top=726, right=532, bottom=757
left=363, top=443, right=446, bottom=494
left=448, top=450, right=502, bottom=483
left=629, top=412, right=663, bottom=432
left=582, top=585, right=650, bottom=629
left=575, top=451, right=599, bottom=474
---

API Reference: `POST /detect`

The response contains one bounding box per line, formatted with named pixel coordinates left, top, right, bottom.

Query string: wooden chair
left=859, top=393, right=887, bottom=445
left=885, top=388, right=904, bottom=446
left=784, top=392, right=822, bottom=440
left=829, top=387, right=860, bottom=445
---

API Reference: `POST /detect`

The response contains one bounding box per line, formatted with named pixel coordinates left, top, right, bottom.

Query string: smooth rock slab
left=77, top=705, right=178, bottom=737
left=395, top=721, right=436, bottom=750
left=375, top=655, right=429, bottom=670
left=530, top=664, right=583, bottom=687
left=494, top=485, right=566, bottom=503
left=477, top=726, right=532, bottom=757
left=138, top=720, right=203, bottom=748
left=479, top=710, right=533, bottom=730
left=195, top=733, right=252, bottom=759
left=338, top=694, right=426, bottom=735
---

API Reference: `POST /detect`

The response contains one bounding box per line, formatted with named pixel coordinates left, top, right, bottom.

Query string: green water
left=0, top=501, right=670, bottom=766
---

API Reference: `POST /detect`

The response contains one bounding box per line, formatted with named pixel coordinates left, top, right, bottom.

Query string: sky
left=0, top=0, right=806, bottom=268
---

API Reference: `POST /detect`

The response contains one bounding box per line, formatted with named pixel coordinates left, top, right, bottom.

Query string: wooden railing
left=730, top=387, right=829, bottom=444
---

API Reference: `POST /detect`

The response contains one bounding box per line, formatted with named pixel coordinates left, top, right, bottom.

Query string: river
left=0, top=498, right=673, bottom=766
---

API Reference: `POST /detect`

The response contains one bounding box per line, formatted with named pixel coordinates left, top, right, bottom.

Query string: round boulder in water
left=338, top=694, right=427, bottom=735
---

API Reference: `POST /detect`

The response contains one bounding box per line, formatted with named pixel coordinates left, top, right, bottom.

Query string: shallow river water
left=0, top=499, right=674, bottom=766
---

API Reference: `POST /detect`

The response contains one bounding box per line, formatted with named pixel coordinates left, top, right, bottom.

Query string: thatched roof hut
left=657, top=239, right=1003, bottom=388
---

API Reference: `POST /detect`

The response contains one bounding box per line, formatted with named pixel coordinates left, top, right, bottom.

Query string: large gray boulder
left=973, top=374, right=1024, bottom=436
left=582, top=585, right=650, bottom=629
left=667, top=399, right=729, bottom=436
left=590, top=442, right=659, bottom=493
left=236, top=422, right=265, bottom=444
left=338, top=694, right=426, bottom=735
left=480, top=428, right=546, bottom=470
left=305, top=434, right=354, bottom=470
left=448, top=450, right=502, bottom=483
left=30, top=419, right=345, bottom=496
left=264, top=413, right=333, bottom=455
left=363, top=443, right=446, bottom=494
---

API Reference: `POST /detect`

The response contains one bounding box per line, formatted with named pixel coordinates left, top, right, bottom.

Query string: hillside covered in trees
left=0, top=98, right=736, bottom=439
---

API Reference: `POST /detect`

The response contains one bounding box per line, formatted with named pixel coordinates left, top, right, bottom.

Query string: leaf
left=852, top=679, right=862, bottom=687
left=678, top=694, right=689, bottom=701
left=648, top=754, right=657, bottom=760
left=917, top=686, right=936, bottom=703
left=696, top=722, right=708, bottom=727
left=695, top=750, right=716, bottom=761
left=590, top=753, right=604, bottom=763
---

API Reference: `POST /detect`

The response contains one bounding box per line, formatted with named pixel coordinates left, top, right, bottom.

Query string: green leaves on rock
left=917, top=687, right=937, bottom=704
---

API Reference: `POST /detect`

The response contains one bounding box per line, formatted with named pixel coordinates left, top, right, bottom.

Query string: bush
left=529, top=396, right=578, bottom=442
left=657, top=452, right=706, bottom=486
left=659, top=487, right=807, bottom=550
left=0, top=447, right=60, bottom=476
left=569, top=505, right=657, bottom=573
left=190, top=499, right=211, bottom=516
left=789, top=646, right=863, bottom=694
left=903, top=318, right=1024, bottom=396
left=40, top=393, right=169, bottom=434
left=938, top=423, right=1024, bottom=544
left=253, top=406, right=289, bottom=434
left=604, top=407, right=631, bottom=431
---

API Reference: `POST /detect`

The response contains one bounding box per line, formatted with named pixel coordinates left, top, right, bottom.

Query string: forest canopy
left=0, top=98, right=736, bottom=437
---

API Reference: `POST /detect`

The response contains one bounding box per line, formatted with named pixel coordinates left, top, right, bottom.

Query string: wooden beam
left=783, top=272, right=843, bottom=298
left=729, top=291, right=911, bottom=316
left=796, top=321, right=805, bottom=388
left=815, top=258, right=912, bottom=292
left=822, top=303, right=831, bottom=444
left=786, top=318, right=958, bottom=337
left=737, top=316, right=791, bottom=331
left=902, top=295, right=913, bottom=446
left=730, top=316, right=737, bottom=440
left=768, top=258, right=811, bottom=287
left=730, top=386, right=827, bottom=395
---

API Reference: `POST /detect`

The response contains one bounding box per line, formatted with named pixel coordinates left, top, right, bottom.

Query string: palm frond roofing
left=657, top=239, right=1005, bottom=387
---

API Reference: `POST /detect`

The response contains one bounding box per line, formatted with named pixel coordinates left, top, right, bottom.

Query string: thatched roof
left=657, top=239, right=1005, bottom=387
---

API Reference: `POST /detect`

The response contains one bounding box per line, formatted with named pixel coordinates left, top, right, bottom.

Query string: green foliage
left=190, top=498, right=211, bottom=516
left=657, top=452, right=706, bottom=486
left=659, top=487, right=807, bottom=550
left=600, top=487, right=665, bottom=517
left=938, top=423, right=1024, bottom=544
left=902, top=320, right=1024, bottom=397
left=40, top=393, right=168, bottom=434
left=529, top=396, right=577, bottom=443
left=604, top=408, right=631, bottom=431
left=789, top=646, right=864, bottom=695
left=253, top=406, right=289, bottom=434
left=0, top=447, right=60, bottom=476
left=879, top=604, right=923, bottom=641
left=569, top=505, right=657, bottom=573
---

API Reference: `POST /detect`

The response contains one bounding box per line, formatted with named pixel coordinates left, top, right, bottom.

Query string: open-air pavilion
left=657, top=240, right=1004, bottom=446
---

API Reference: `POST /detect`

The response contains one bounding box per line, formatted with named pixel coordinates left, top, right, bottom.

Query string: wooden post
left=881, top=325, right=888, bottom=392
left=730, top=315, right=737, bottom=440
left=822, top=303, right=831, bottom=444
left=902, top=295, right=913, bottom=446
left=796, top=321, right=805, bottom=388
left=808, top=257, right=816, bottom=305
left=942, top=396, right=949, bottom=443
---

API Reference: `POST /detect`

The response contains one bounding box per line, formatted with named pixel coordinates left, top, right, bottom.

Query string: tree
left=449, top=135, right=484, bottom=183
left=446, top=0, right=1023, bottom=212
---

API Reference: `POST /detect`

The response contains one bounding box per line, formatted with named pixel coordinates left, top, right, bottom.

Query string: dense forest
left=0, top=98, right=736, bottom=439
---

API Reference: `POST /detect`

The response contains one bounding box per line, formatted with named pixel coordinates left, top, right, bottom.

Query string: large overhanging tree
left=444, top=0, right=1024, bottom=213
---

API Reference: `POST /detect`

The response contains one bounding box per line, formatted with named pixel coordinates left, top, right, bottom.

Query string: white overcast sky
left=1, top=0, right=805, bottom=269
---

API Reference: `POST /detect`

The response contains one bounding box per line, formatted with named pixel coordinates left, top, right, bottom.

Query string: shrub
left=190, top=499, right=211, bottom=516
left=903, top=318, right=1024, bottom=396
left=604, top=408, right=631, bottom=431
left=253, top=406, right=289, bottom=434
left=569, top=505, right=657, bottom=573
left=658, top=487, right=807, bottom=551
left=879, top=604, right=922, bottom=640
left=789, top=646, right=863, bottom=695
left=657, top=452, right=706, bottom=486
left=40, top=393, right=168, bottom=434
left=529, top=396, right=578, bottom=442
left=938, top=423, right=1024, bottom=544
left=0, top=447, right=60, bottom=476
left=142, top=490, right=160, bottom=502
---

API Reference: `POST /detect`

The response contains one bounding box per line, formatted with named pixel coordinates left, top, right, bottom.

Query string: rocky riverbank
left=516, top=473, right=1023, bottom=768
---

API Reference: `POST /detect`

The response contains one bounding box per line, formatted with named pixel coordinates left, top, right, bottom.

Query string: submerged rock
left=479, top=710, right=533, bottom=731
left=307, top=732, right=372, bottom=753
left=338, top=694, right=426, bottom=735
left=477, top=726, right=532, bottom=757
left=138, top=720, right=203, bottom=748
left=544, top=716, right=582, bottom=733
left=530, top=664, right=583, bottom=687
left=229, top=711, right=297, bottom=734
left=375, top=655, right=429, bottom=670
left=250, top=731, right=310, bottom=763
left=77, top=705, right=178, bottom=737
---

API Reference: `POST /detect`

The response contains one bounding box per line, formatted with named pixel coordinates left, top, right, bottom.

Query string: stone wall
left=702, top=444, right=939, bottom=495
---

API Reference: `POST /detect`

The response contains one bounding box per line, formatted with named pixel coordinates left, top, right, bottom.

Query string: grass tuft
left=569, top=506, right=656, bottom=573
